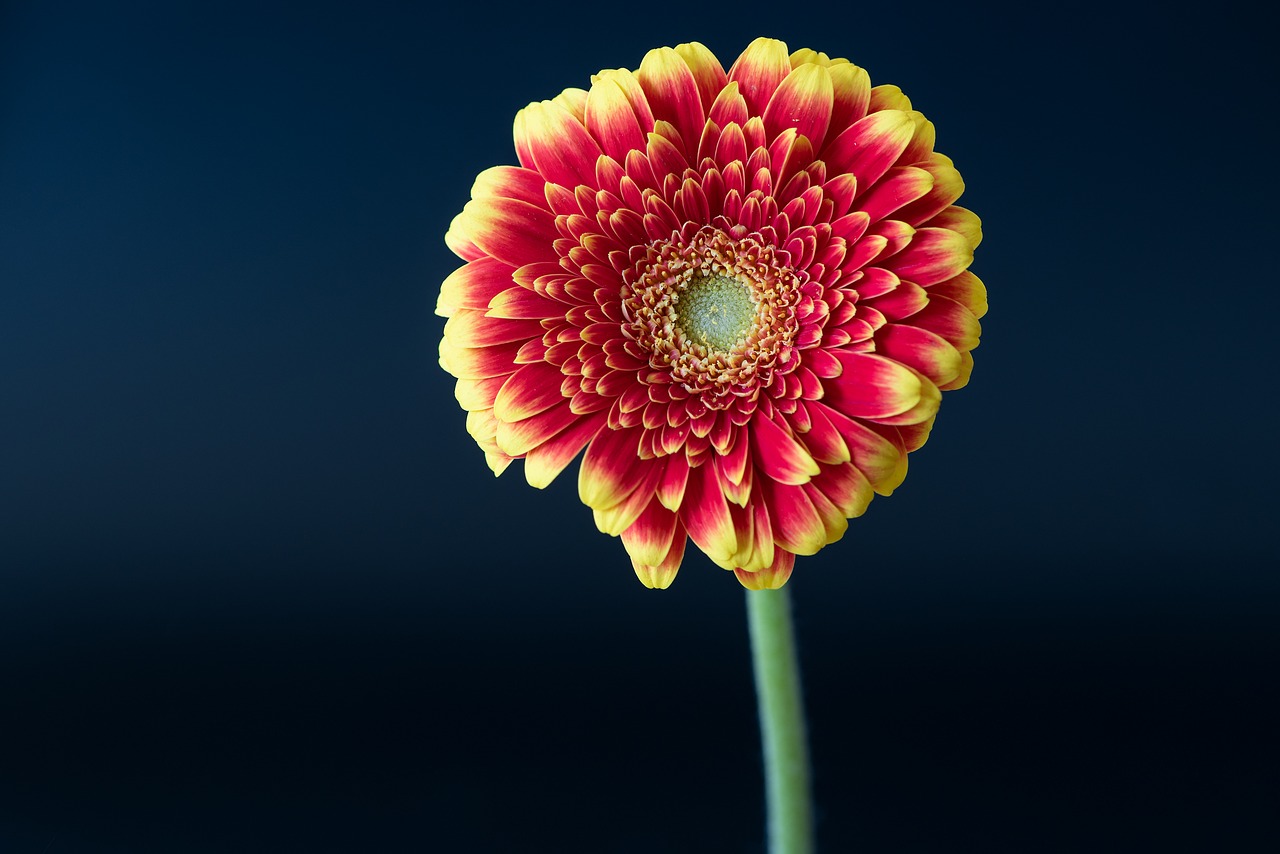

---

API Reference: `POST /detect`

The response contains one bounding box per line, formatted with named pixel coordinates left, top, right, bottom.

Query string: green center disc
left=675, top=274, right=757, bottom=351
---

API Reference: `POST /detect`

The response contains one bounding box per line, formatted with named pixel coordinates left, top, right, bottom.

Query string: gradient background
left=2, top=1, right=1276, bottom=851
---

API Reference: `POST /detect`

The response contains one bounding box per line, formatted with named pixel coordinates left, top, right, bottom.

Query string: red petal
left=656, top=454, right=691, bottom=511
left=513, top=100, right=604, bottom=189
left=673, top=42, right=728, bottom=112
left=451, top=197, right=559, bottom=268
left=822, top=352, right=922, bottom=419
left=485, top=286, right=562, bottom=320
left=637, top=47, right=707, bottom=160
left=875, top=324, right=962, bottom=386
left=470, top=165, right=549, bottom=208
left=822, top=110, right=914, bottom=191
left=750, top=411, right=820, bottom=485
left=578, top=424, right=644, bottom=509
left=586, top=76, right=648, bottom=162
left=494, top=361, right=570, bottom=422
left=727, top=37, right=792, bottom=116
left=495, top=401, right=580, bottom=456
left=759, top=479, right=826, bottom=555
left=734, top=549, right=795, bottom=590
left=437, top=257, right=517, bottom=316
left=523, top=409, right=608, bottom=488
left=883, top=227, right=974, bottom=287
left=621, top=498, right=681, bottom=567
left=762, top=63, right=833, bottom=148
left=630, top=520, right=687, bottom=589
left=682, top=462, right=738, bottom=564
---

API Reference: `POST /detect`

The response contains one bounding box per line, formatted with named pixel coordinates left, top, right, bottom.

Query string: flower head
left=438, top=38, right=985, bottom=589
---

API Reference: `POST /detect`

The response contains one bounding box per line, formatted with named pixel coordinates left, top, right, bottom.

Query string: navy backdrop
left=2, top=1, right=1276, bottom=851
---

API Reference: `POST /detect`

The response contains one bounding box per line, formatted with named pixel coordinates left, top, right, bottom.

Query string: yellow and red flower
left=438, top=38, right=985, bottom=589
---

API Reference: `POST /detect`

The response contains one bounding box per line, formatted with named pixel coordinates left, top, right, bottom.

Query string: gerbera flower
left=438, top=37, right=985, bottom=590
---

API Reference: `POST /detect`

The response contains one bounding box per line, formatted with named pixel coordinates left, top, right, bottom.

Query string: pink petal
left=906, top=293, right=982, bottom=350
left=827, top=62, right=871, bottom=139
left=858, top=166, right=935, bottom=223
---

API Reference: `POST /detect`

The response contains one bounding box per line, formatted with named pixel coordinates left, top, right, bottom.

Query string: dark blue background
left=2, top=1, right=1276, bottom=851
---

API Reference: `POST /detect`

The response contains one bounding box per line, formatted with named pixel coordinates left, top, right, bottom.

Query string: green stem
left=746, top=586, right=814, bottom=854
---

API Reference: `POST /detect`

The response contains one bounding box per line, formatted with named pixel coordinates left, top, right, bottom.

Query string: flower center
left=675, top=274, right=758, bottom=352
left=621, top=226, right=805, bottom=415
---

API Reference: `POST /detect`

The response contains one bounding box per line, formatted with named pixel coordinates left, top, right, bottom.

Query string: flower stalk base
left=747, top=586, right=814, bottom=854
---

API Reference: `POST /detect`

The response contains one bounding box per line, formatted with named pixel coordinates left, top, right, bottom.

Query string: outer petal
left=586, top=75, right=648, bottom=161
left=682, top=462, right=738, bottom=564
left=493, top=361, right=570, bottom=422
left=858, top=166, right=935, bottom=223
left=762, top=63, right=833, bottom=149
left=436, top=257, right=517, bottom=316
left=496, top=401, right=581, bottom=457
left=673, top=42, right=729, bottom=112
left=827, top=62, right=871, bottom=139
left=579, top=425, right=644, bottom=509
left=750, top=411, right=821, bottom=485
left=470, top=165, right=549, bottom=208
left=760, top=479, right=826, bottom=556
left=875, top=323, right=963, bottom=387
left=727, top=37, right=792, bottom=116
left=637, top=47, right=707, bottom=159
left=927, top=270, right=988, bottom=319
left=897, top=154, right=966, bottom=226
left=631, top=521, right=686, bottom=589
left=809, top=402, right=902, bottom=492
left=734, top=549, right=795, bottom=590
left=513, top=100, right=604, bottom=189
left=620, top=498, right=681, bottom=567
left=883, top=227, right=974, bottom=287
left=449, top=197, right=559, bottom=268
left=593, top=462, right=665, bottom=535
left=925, top=205, right=982, bottom=252
left=821, top=110, right=915, bottom=190
left=908, top=294, right=982, bottom=350
left=524, top=410, right=608, bottom=488
left=822, top=352, right=923, bottom=420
